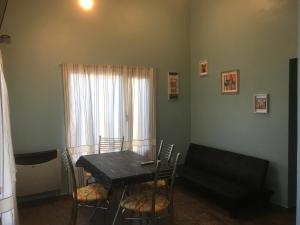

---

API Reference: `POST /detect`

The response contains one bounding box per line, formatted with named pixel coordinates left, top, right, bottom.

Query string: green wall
left=0, top=0, right=190, bottom=155
left=190, top=0, right=297, bottom=207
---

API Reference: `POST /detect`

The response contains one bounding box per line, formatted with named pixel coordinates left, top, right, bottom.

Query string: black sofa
left=178, top=143, right=271, bottom=216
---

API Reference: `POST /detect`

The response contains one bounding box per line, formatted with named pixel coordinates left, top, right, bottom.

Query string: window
left=62, top=64, right=156, bottom=158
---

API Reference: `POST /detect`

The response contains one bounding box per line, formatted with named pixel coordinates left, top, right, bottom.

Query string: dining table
left=75, top=150, right=164, bottom=225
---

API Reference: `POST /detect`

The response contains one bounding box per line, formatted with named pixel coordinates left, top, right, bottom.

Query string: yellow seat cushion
left=142, top=179, right=167, bottom=189
left=85, top=172, right=92, bottom=177
left=76, top=184, right=107, bottom=202
left=120, top=191, right=169, bottom=213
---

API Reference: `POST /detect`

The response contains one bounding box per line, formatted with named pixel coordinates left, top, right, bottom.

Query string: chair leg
left=112, top=185, right=127, bottom=225
left=128, top=211, right=134, bottom=225
left=151, top=217, right=157, bottom=225
left=146, top=218, right=151, bottom=225
left=103, top=208, right=107, bottom=225
left=120, top=209, right=124, bottom=225
left=72, top=206, right=78, bottom=225
left=69, top=207, right=75, bottom=225
left=89, top=207, right=98, bottom=222
left=169, top=207, right=174, bottom=225
left=140, top=213, right=147, bottom=225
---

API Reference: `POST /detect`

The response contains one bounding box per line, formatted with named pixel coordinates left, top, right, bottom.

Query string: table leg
left=112, top=185, right=127, bottom=225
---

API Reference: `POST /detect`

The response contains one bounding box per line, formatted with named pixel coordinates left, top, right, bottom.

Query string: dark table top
left=76, top=150, right=159, bottom=189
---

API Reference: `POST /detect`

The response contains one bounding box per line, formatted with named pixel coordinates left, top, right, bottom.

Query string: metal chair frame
left=98, top=136, right=125, bottom=154
left=120, top=152, right=181, bottom=225
left=63, top=149, right=109, bottom=225
left=157, top=140, right=175, bottom=164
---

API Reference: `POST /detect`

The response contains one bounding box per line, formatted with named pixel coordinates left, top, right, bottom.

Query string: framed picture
left=254, top=94, right=268, bottom=113
left=221, top=70, right=239, bottom=94
left=199, top=60, right=208, bottom=76
left=168, top=72, right=179, bottom=100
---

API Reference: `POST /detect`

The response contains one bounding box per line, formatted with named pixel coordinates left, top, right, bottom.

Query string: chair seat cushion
left=76, top=184, right=107, bottom=202
left=85, top=172, right=92, bottom=177
left=180, top=167, right=255, bottom=201
left=142, top=179, right=167, bottom=189
left=121, top=191, right=170, bottom=213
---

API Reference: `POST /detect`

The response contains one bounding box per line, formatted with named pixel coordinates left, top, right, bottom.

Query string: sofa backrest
left=185, top=143, right=269, bottom=190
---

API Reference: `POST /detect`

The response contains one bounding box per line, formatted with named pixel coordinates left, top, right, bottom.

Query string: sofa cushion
left=179, top=167, right=256, bottom=201
left=185, top=144, right=269, bottom=190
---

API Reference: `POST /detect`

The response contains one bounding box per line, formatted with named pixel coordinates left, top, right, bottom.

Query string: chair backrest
left=98, top=136, right=124, bottom=154
left=157, top=140, right=175, bottom=164
left=62, top=149, right=78, bottom=202
left=151, top=152, right=181, bottom=214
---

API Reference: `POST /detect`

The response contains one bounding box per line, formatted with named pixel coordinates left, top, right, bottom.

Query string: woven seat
left=121, top=191, right=169, bottom=213
left=140, top=140, right=174, bottom=190
left=85, top=172, right=92, bottom=177
left=119, top=152, right=181, bottom=224
left=63, top=148, right=109, bottom=225
left=76, top=184, right=108, bottom=202
left=142, top=179, right=167, bottom=189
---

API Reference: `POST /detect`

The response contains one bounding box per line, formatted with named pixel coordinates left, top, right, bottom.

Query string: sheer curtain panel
left=62, top=64, right=156, bottom=159
left=0, top=52, right=18, bottom=225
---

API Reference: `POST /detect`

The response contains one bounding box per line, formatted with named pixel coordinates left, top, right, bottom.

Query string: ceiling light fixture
left=79, top=0, right=94, bottom=11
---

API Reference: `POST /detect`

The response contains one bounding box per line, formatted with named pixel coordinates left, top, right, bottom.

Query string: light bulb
left=79, top=0, right=94, bottom=11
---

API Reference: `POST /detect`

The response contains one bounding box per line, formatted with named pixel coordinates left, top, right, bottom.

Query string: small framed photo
left=168, top=72, right=179, bottom=100
left=221, top=70, right=239, bottom=94
left=254, top=94, right=268, bottom=113
left=199, top=60, right=208, bottom=76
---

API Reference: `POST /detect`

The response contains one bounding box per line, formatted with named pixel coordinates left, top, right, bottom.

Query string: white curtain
left=62, top=64, right=156, bottom=159
left=0, top=52, right=18, bottom=225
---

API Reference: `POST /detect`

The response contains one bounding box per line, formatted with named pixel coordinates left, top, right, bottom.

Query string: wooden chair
left=120, top=153, right=181, bottom=225
left=63, top=148, right=109, bottom=225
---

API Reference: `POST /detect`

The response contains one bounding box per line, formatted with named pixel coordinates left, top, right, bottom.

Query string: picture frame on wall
left=168, top=72, right=179, bottom=100
left=254, top=94, right=268, bottom=113
left=221, top=70, right=239, bottom=94
left=199, top=60, right=208, bottom=76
